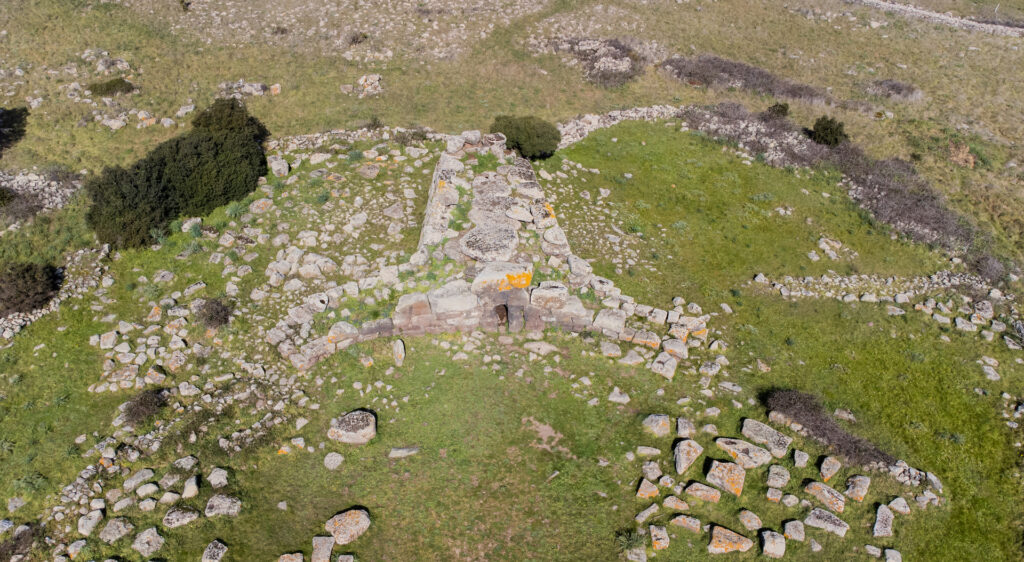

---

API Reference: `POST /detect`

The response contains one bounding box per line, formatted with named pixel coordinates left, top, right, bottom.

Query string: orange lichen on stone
left=500, top=270, right=532, bottom=290
left=707, top=526, right=754, bottom=554
left=671, top=514, right=702, bottom=533
left=706, top=460, right=746, bottom=497
left=636, top=478, right=660, bottom=499
left=632, top=330, right=661, bottom=349
left=663, top=495, right=689, bottom=511
left=650, top=525, right=670, bottom=550
left=805, top=481, right=845, bottom=513
left=685, top=482, right=721, bottom=503
left=544, top=202, right=555, bottom=218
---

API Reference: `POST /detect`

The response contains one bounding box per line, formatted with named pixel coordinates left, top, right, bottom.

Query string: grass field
left=1, top=0, right=1023, bottom=559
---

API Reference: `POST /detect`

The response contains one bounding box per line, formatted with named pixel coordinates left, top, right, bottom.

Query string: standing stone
left=761, top=530, right=786, bottom=558
left=393, top=339, right=406, bottom=367
left=327, top=410, right=377, bottom=444
left=766, top=465, right=790, bottom=488
left=208, top=467, right=229, bottom=489
left=783, top=520, right=804, bottom=541
left=325, top=508, right=371, bottom=545
left=845, top=475, right=871, bottom=502
left=873, top=504, right=894, bottom=537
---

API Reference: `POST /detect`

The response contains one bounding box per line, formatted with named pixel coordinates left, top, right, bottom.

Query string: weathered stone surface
left=328, top=410, right=377, bottom=444
left=325, top=508, right=371, bottom=545
left=635, top=503, right=659, bottom=524
left=78, top=510, right=103, bottom=536
left=663, top=495, right=689, bottom=511
left=783, top=520, right=804, bottom=541
left=844, top=475, right=871, bottom=502
left=428, top=280, right=479, bottom=315
left=124, top=468, right=154, bottom=491
left=873, top=504, right=894, bottom=537
left=708, top=526, right=753, bottom=554
left=99, top=517, right=134, bottom=544
left=804, top=507, right=849, bottom=537
left=685, top=482, right=721, bottom=503
left=671, top=514, right=702, bottom=533
left=650, top=352, right=678, bottom=380
left=805, top=481, right=845, bottom=513
left=473, top=262, right=534, bottom=294
left=820, top=456, right=842, bottom=482
left=674, top=439, right=703, bottom=475
left=208, top=467, right=229, bottom=489
left=637, top=478, right=660, bottom=499
left=739, top=510, right=762, bottom=531
left=766, top=465, right=790, bottom=488
left=324, top=452, right=344, bottom=470
left=650, top=525, right=670, bottom=550
left=761, top=530, right=786, bottom=558
left=202, top=539, right=228, bottom=562
left=205, top=494, right=242, bottom=517
left=707, top=460, right=745, bottom=497
left=593, top=308, right=627, bottom=333
left=460, top=225, right=519, bottom=262
left=163, top=507, right=199, bottom=528
left=311, top=535, right=335, bottom=562
left=741, top=419, right=792, bottom=458
left=131, top=527, right=164, bottom=556
left=642, top=414, right=671, bottom=437
left=716, top=438, right=771, bottom=469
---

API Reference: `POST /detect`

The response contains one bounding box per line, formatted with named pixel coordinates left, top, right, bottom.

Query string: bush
left=0, top=262, right=61, bottom=317
left=0, top=187, right=42, bottom=224
left=123, top=389, right=168, bottom=425
left=490, top=115, right=560, bottom=160
left=87, top=77, right=135, bottom=96
left=866, top=79, right=922, bottom=102
left=808, top=115, right=849, bottom=147
left=764, top=102, right=789, bottom=119
left=197, top=298, right=233, bottom=328
left=85, top=99, right=269, bottom=248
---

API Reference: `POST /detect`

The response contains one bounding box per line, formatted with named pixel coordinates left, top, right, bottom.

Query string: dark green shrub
left=490, top=115, right=560, bottom=160
left=809, top=115, right=849, bottom=147
left=123, top=388, right=168, bottom=425
left=87, top=77, right=135, bottom=96
left=765, top=102, right=789, bottom=119
left=0, top=262, right=61, bottom=317
left=85, top=99, right=269, bottom=248
left=198, top=298, right=233, bottom=328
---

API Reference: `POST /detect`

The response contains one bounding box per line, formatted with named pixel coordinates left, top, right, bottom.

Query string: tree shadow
left=0, top=106, right=29, bottom=158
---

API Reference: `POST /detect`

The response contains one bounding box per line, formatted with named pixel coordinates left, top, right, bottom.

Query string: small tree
left=489, top=115, right=560, bottom=160
left=0, top=262, right=61, bottom=317
left=765, top=102, right=789, bottom=119
left=809, top=116, right=849, bottom=147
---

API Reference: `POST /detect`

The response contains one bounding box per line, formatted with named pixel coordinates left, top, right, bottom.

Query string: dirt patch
left=521, top=416, right=576, bottom=459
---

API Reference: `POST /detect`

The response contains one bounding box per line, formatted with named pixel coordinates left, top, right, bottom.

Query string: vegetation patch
left=490, top=115, right=560, bottom=160
left=661, top=54, right=826, bottom=104
left=197, top=297, right=233, bottom=329
left=122, top=388, right=168, bottom=426
left=762, top=389, right=895, bottom=465
left=85, top=99, right=269, bottom=248
left=0, top=262, right=60, bottom=317
left=866, top=79, right=924, bottom=102
left=85, top=77, right=135, bottom=96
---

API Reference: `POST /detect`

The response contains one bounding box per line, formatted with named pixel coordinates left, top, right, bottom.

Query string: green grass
left=541, top=120, right=946, bottom=304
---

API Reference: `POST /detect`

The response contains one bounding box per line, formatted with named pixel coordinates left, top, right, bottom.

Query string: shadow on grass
left=0, top=106, right=29, bottom=158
